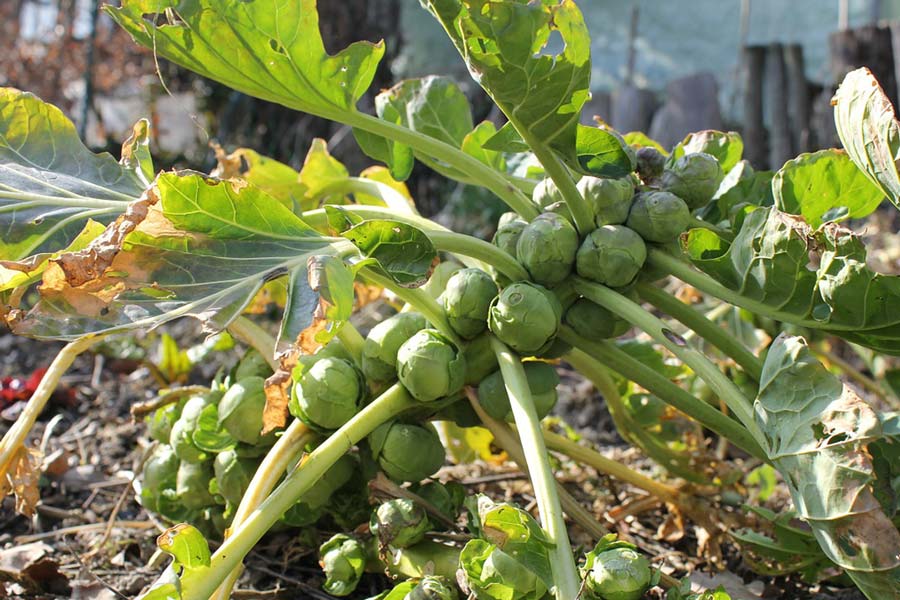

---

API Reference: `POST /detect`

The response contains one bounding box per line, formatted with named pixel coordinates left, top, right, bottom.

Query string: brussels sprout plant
left=0, top=3, right=897, bottom=600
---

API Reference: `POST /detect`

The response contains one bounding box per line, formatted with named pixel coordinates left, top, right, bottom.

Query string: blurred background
left=2, top=0, right=899, bottom=224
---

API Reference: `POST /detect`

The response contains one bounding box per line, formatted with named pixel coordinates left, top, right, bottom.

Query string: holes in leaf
left=269, top=39, right=287, bottom=55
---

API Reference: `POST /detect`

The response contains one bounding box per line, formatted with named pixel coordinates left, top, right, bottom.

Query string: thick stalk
left=646, top=249, right=863, bottom=333
left=489, top=337, right=580, bottom=599
left=175, top=384, right=416, bottom=600
left=303, top=205, right=526, bottom=281
left=210, top=420, right=316, bottom=600
left=572, top=278, right=764, bottom=444
left=559, top=327, right=766, bottom=461
left=524, top=138, right=595, bottom=236
left=541, top=430, right=681, bottom=503
left=360, top=267, right=459, bottom=345
left=336, top=321, right=365, bottom=367
left=0, top=335, right=103, bottom=477
left=343, top=111, right=538, bottom=219
left=637, top=283, right=763, bottom=381
left=466, top=391, right=608, bottom=541
left=227, top=316, right=278, bottom=370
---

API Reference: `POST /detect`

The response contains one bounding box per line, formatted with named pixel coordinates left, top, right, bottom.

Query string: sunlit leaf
left=832, top=67, right=900, bottom=212
left=754, top=335, right=900, bottom=598
left=671, top=130, right=744, bottom=173
left=211, top=144, right=305, bottom=211
left=338, top=219, right=438, bottom=288
left=298, top=139, right=349, bottom=206
left=773, top=149, right=883, bottom=228
left=0, top=88, right=146, bottom=262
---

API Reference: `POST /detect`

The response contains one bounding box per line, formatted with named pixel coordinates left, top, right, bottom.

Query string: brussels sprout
left=371, top=498, right=431, bottom=548
left=491, top=215, right=527, bottom=258
left=440, top=269, right=498, bottom=339
left=423, top=261, right=465, bottom=299
left=411, top=481, right=462, bottom=520
left=362, top=312, right=429, bottom=383
left=577, top=176, right=634, bottom=226
left=369, top=421, right=445, bottom=483
left=531, top=177, right=563, bottom=210
left=319, top=534, right=367, bottom=597
left=175, top=461, right=216, bottom=510
left=460, top=539, right=547, bottom=600
left=477, top=362, right=559, bottom=422
left=516, top=212, right=578, bottom=286
left=290, top=358, right=364, bottom=430
left=148, top=402, right=182, bottom=444
left=564, top=298, right=630, bottom=340
left=635, top=146, right=666, bottom=184
left=576, top=226, right=647, bottom=288
left=626, top=191, right=690, bottom=243
left=170, top=394, right=217, bottom=463
left=397, top=329, right=467, bottom=402
left=213, top=449, right=257, bottom=506
left=234, top=348, right=272, bottom=381
left=218, top=376, right=266, bottom=445
left=140, top=445, right=179, bottom=512
left=488, top=282, right=562, bottom=355
left=298, top=337, right=355, bottom=372
left=661, top=152, right=723, bottom=209
left=462, top=333, right=499, bottom=386
left=408, top=576, right=459, bottom=600
left=582, top=542, right=654, bottom=600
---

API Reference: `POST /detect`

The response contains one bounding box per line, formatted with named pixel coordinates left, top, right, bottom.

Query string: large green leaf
left=671, top=130, right=744, bottom=173
left=832, top=67, right=900, bottom=211
left=422, top=0, right=633, bottom=177
left=0, top=88, right=146, bottom=265
left=754, top=335, right=900, bottom=598
left=682, top=206, right=900, bottom=354
left=107, top=0, right=384, bottom=119
left=773, top=149, right=884, bottom=228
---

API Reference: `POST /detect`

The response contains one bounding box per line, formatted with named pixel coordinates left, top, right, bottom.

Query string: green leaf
left=0, top=88, right=146, bottom=262
left=10, top=172, right=339, bottom=342
left=298, top=139, right=349, bottom=205
left=754, top=335, right=900, bottom=598
left=340, top=219, right=437, bottom=288
left=157, top=523, right=211, bottom=570
left=623, top=131, right=668, bottom=155
left=682, top=205, right=900, bottom=354
left=773, top=149, right=884, bottom=228
left=462, top=121, right=507, bottom=171
left=107, top=0, right=383, bottom=118
left=575, top=125, right=636, bottom=178
left=745, top=464, right=777, bottom=501
left=832, top=67, right=900, bottom=211
left=423, top=0, right=630, bottom=176
left=192, top=404, right=236, bottom=452
left=671, top=130, right=743, bottom=173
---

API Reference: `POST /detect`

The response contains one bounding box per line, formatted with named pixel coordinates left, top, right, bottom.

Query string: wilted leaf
left=683, top=206, right=900, bottom=354
left=211, top=144, right=305, bottom=211
left=754, top=335, right=900, bottom=598
left=261, top=370, right=292, bottom=435
left=832, top=67, right=900, bottom=211
left=0, top=88, right=146, bottom=265
left=773, top=149, right=883, bottom=228
left=0, top=446, right=41, bottom=517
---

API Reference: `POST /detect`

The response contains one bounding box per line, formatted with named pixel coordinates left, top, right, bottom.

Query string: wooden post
left=784, top=44, right=810, bottom=154
left=765, top=43, right=792, bottom=169
left=742, top=45, right=766, bottom=168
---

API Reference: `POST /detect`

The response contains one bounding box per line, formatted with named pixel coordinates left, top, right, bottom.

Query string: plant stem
left=646, top=249, right=864, bottom=334
left=336, top=321, right=365, bottom=367
left=0, top=334, right=102, bottom=478
left=572, top=278, right=765, bottom=444
left=210, top=420, right=316, bottom=600
left=176, top=384, right=416, bottom=600
left=304, top=205, right=526, bottom=281
left=524, top=137, right=595, bottom=236
left=466, top=389, right=608, bottom=541
left=343, top=111, right=539, bottom=219
left=559, top=327, right=766, bottom=461
left=541, top=430, right=682, bottom=503
left=359, top=267, right=459, bottom=345
left=489, top=337, right=580, bottom=600
left=637, top=283, right=763, bottom=381
left=227, top=316, right=278, bottom=370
